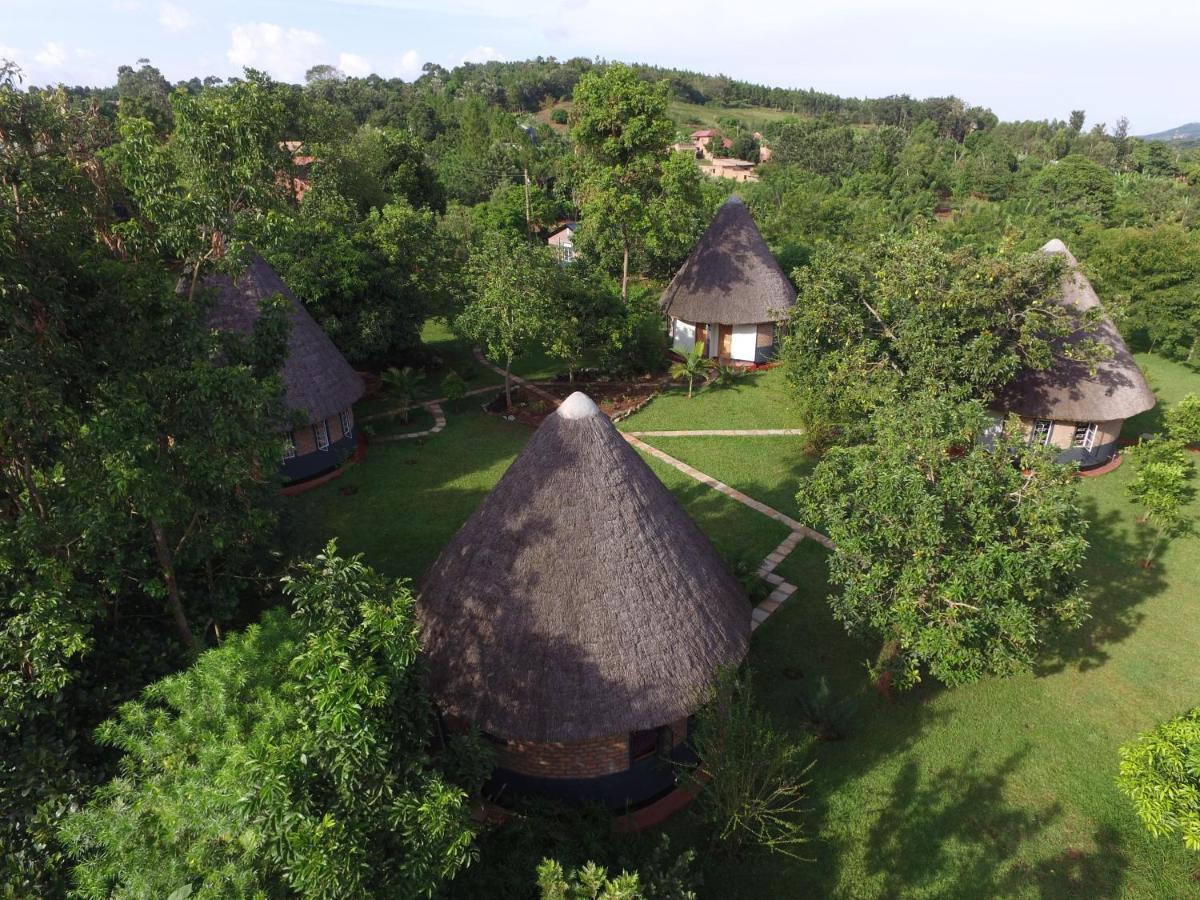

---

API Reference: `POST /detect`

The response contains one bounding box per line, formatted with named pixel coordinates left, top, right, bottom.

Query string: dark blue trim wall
left=486, top=742, right=698, bottom=811
left=280, top=432, right=356, bottom=483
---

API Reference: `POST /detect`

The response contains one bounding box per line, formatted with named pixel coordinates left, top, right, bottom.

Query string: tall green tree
left=780, top=232, right=1108, bottom=434
left=61, top=545, right=488, bottom=899
left=456, top=233, right=559, bottom=407
left=1125, top=437, right=1195, bottom=567
left=797, top=395, right=1090, bottom=692
left=570, top=64, right=673, bottom=298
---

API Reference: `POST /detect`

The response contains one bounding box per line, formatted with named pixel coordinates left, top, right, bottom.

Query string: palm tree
left=670, top=346, right=714, bottom=399
left=382, top=366, right=426, bottom=423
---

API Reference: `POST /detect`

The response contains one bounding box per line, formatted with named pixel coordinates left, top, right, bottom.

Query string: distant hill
left=1138, top=122, right=1200, bottom=145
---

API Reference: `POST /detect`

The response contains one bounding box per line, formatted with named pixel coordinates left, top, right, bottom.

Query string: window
left=1073, top=422, right=1099, bottom=451
left=1030, top=419, right=1054, bottom=448
left=339, top=409, right=353, bottom=439
left=282, top=431, right=297, bottom=461
left=313, top=420, right=330, bottom=451
left=629, top=725, right=676, bottom=764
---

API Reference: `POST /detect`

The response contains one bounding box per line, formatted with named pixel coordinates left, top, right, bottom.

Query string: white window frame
left=1073, top=421, right=1099, bottom=451
left=1030, top=419, right=1054, bottom=448
left=282, top=431, right=297, bottom=461
left=339, top=410, right=353, bottom=439
left=313, top=420, right=330, bottom=451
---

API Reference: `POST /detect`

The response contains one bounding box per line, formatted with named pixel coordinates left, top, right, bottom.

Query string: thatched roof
left=660, top=196, right=796, bottom=325
left=200, top=256, right=363, bottom=426
left=418, top=392, right=749, bottom=744
left=994, top=239, right=1155, bottom=423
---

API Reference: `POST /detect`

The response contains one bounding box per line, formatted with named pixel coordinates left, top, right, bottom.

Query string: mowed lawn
left=619, top=366, right=805, bottom=432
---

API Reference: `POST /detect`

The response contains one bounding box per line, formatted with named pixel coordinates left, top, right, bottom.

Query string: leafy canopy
left=1117, top=706, right=1200, bottom=851
left=61, top=544, right=487, bottom=899
left=797, top=394, right=1090, bottom=690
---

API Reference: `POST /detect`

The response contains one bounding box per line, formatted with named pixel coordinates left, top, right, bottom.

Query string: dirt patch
left=484, top=382, right=662, bottom=427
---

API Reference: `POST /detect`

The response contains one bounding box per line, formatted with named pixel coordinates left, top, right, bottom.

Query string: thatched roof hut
left=660, top=196, right=796, bottom=326
left=994, top=239, right=1155, bottom=423
left=201, top=255, right=363, bottom=427
left=418, top=392, right=748, bottom=746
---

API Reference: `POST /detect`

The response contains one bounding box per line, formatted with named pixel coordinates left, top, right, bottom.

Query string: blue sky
left=2, top=0, right=1195, bottom=133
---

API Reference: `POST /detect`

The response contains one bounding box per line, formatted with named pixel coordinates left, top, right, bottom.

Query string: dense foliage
left=1117, top=706, right=1200, bottom=851
left=61, top=545, right=487, bottom=898
left=797, top=396, right=1090, bottom=691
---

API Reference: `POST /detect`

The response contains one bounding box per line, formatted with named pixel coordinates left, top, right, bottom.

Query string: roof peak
left=558, top=391, right=600, bottom=420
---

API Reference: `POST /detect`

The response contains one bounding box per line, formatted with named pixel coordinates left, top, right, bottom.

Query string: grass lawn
left=1126, top=352, right=1200, bottom=436
left=361, top=405, right=437, bottom=438
left=418, top=319, right=503, bottom=398
left=619, top=367, right=804, bottom=432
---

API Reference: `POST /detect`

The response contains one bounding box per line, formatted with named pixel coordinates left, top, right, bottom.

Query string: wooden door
left=719, top=324, right=732, bottom=359
left=695, top=323, right=708, bottom=356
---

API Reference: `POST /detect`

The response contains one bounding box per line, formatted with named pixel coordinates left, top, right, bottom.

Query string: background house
left=200, top=256, right=364, bottom=483
left=991, top=239, right=1156, bottom=467
left=660, top=196, right=796, bottom=363
left=547, top=222, right=577, bottom=262
left=418, top=391, right=748, bottom=809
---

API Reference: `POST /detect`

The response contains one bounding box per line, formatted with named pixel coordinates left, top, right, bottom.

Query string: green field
left=289, top=341, right=1200, bottom=897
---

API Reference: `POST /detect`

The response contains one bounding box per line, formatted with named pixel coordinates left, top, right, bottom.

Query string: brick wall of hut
left=494, top=717, right=689, bottom=780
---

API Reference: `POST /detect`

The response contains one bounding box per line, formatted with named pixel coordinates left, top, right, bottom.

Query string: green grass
left=667, top=99, right=802, bottom=133
left=418, top=319, right=503, bottom=398
left=1126, top=352, right=1200, bottom=436
left=360, top=405, right=436, bottom=437
left=679, top=459, right=1200, bottom=899
left=619, top=367, right=804, bottom=432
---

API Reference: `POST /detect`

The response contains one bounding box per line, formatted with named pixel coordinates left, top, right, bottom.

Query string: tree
left=780, top=232, right=1108, bottom=434
left=61, top=545, right=488, bottom=898
left=1164, top=394, right=1200, bottom=445
left=797, top=395, right=1090, bottom=692
left=669, top=345, right=715, bottom=399
left=115, top=59, right=173, bottom=133
left=1125, top=437, right=1195, bottom=567
left=1117, top=706, right=1200, bottom=851
left=570, top=64, right=673, bottom=298
left=543, top=272, right=623, bottom=381
left=382, top=366, right=427, bottom=423
left=1069, top=110, right=1086, bottom=134
left=681, top=669, right=812, bottom=859
left=457, top=234, right=559, bottom=408
left=1034, top=153, right=1116, bottom=224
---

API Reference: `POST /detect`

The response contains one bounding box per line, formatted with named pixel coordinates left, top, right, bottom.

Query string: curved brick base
left=280, top=433, right=367, bottom=497
left=1076, top=452, right=1124, bottom=478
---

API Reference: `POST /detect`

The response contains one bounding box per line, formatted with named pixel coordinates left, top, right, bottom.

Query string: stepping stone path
left=621, top=432, right=833, bottom=632
left=370, top=402, right=446, bottom=442
left=472, top=349, right=836, bottom=632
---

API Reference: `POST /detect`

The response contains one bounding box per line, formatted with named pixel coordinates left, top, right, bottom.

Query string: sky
left=1, top=0, right=1196, bottom=133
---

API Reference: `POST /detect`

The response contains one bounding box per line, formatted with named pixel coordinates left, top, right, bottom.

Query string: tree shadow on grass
left=863, top=750, right=1128, bottom=899
left=1034, top=495, right=1167, bottom=677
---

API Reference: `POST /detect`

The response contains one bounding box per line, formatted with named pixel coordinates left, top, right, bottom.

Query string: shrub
left=795, top=676, right=858, bottom=742
left=550, top=108, right=569, bottom=125
left=682, top=669, right=812, bottom=859
left=1117, top=706, right=1200, bottom=851
left=1164, top=394, right=1200, bottom=445
left=715, top=363, right=747, bottom=387
left=442, top=369, right=469, bottom=403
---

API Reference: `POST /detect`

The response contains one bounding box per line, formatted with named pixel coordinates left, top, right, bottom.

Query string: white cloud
left=34, top=42, right=70, bottom=68
left=460, top=45, right=505, bottom=64
left=227, top=22, right=326, bottom=82
left=159, top=2, right=199, bottom=32
left=391, top=49, right=422, bottom=79
left=337, top=52, right=372, bottom=78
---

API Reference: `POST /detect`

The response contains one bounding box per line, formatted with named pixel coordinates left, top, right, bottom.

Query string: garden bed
left=484, top=382, right=662, bottom=427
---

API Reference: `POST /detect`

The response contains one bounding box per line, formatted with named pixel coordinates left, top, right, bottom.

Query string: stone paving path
left=371, top=402, right=446, bottom=442
left=472, top=349, right=834, bottom=632
left=622, top=431, right=834, bottom=632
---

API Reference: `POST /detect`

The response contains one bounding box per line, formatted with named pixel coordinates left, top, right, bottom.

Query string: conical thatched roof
left=200, top=256, right=363, bottom=426
left=660, top=196, right=796, bottom=325
left=418, top=392, right=749, bottom=744
left=994, top=239, right=1155, bottom=422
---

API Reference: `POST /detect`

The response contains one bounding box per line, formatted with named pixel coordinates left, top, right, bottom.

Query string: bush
left=1164, top=394, right=1200, bottom=445
left=682, top=669, right=812, bottom=859
left=715, top=363, right=747, bottom=387
left=537, top=837, right=698, bottom=899
left=1117, top=706, right=1200, bottom=851
left=550, top=108, right=569, bottom=125
left=795, top=676, right=858, bottom=742
left=442, top=369, right=469, bottom=403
